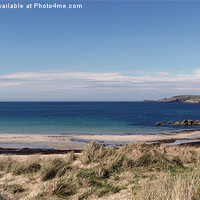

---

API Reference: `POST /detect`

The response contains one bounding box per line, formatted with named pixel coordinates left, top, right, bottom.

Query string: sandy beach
left=0, top=135, right=72, bottom=143
left=0, top=134, right=87, bottom=150
left=0, top=130, right=200, bottom=151
left=72, top=130, right=200, bottom=143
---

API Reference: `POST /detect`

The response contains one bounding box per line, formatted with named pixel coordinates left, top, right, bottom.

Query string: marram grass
left=0, top=143, right=199, bottom=200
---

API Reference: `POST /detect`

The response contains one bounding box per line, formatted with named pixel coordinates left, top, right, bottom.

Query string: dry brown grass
left=81, top=142, right=198, bottom=171
left=131, top=166, right=200, bottom=200
left=0, top=143, right=199, bottom=200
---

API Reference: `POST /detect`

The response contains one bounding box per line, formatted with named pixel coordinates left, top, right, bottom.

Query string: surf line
left=0, top=3, right=24, bottom=9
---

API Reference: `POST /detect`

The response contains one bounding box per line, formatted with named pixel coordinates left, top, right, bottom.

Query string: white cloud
left=153, top=72, right=169, bottom=75
left=0, top=82, right=24, bottom=87
left=0, top=69, right=200, bottom=100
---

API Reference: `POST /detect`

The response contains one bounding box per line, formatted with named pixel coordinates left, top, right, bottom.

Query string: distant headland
left=158, top=95, right=200, bottom=104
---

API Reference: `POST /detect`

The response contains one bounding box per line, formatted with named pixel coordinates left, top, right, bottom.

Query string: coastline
left=72, top=129, right=200, bottom=143
left=0, top=129, right=200, bottom=152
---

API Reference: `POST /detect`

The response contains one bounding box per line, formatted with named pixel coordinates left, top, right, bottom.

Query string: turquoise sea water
left=0, top=102, right=200, bottom=135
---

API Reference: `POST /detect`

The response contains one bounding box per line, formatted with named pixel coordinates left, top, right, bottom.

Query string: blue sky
left=1, top=1, right=200, bottom=101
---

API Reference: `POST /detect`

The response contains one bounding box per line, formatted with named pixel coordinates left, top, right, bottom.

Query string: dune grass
left=0, top=143, right=199, bottom=199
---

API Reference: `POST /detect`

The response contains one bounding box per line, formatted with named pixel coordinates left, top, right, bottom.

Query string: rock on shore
left=156, top=121, right=166, bottom=126
left=156, top=119, right=200, bottom=126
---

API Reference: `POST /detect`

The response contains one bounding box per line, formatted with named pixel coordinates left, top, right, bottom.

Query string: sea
left=0, top=102, right=200, bottom=135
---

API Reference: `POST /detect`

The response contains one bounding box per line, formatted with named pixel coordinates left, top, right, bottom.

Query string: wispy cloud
left=0, top=70, right=200, bottom=100
left=153, top=72, right=169, bottom=75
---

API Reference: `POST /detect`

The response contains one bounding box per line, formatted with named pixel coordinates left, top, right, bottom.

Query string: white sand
left=0, top=130, right=199, bottom=150
left=71, top=130, right=200, bottom=143
left=0, top=134, right=72, bottom=143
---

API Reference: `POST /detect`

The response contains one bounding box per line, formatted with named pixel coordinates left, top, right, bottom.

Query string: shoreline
left=71, top=129, right=200, bottom=143
left=0, top=129, right=199, bottom=152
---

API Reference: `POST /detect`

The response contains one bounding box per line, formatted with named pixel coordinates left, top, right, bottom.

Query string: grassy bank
left=0, top=143, right=199, bottom=200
